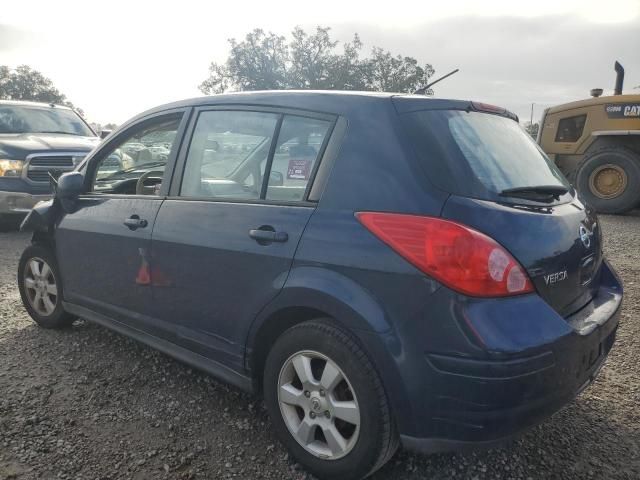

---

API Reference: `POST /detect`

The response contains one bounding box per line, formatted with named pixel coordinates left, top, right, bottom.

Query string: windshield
left=402, top=110, right=570, bottom=202
left=0, top=105, right=94, bottom=136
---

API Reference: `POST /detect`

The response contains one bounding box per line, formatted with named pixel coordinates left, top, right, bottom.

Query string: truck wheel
left=18, top=244, right=76, bottom=329
left=576, top=147, right=640, bottom=214
left=263, top=320, right=398, bottom=480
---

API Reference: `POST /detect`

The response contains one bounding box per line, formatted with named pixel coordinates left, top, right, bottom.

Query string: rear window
left=402, top=110, right=569, bottom=202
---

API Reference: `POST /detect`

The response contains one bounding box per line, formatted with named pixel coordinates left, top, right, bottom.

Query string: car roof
left=128, top=90, right=473, bottom=123
left=0, top=99, right=73, bottom=110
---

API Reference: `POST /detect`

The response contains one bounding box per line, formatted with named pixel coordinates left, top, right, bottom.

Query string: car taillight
left=356, top=212, right=534, bottom=297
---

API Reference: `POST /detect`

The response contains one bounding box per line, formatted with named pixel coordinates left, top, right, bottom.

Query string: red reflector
left=356, top=212, right=534, bottom=297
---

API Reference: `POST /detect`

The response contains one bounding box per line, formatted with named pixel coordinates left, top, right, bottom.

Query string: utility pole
left=530, top=103, right=535, bottom=126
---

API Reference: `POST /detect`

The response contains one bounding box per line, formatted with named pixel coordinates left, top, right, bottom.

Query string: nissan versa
left=17, top=91, right=622, bottom=480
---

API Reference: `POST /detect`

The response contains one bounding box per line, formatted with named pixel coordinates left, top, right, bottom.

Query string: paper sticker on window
left=287, top=159, right=312, bottom=180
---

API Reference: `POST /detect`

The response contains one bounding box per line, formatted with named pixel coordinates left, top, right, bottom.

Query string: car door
left=55, top=108, right=189, bottom=331
left=150, top=107, right=336, bottom=369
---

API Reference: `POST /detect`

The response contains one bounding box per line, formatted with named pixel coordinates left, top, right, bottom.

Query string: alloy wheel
left=23, top=257, right=58, bottom=316
left=277, top=350, right=360, bottom=460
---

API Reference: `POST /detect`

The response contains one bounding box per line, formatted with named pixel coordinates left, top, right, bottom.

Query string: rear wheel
left=576, top=147, right=640, bottom=214
left=18, top=244, right=76, bottom=329
left=263, top=320, right=398, bottom=480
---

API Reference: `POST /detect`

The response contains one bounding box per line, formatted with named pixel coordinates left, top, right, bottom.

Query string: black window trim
left=307, top=116, right=346, bottom=202
left=299, top=116, right=336, bottom=202
left=167, top=104, right=338, bottom=206
left=80, top=106, right=192, bottom=199
left=259, top=115, right=284, bottom=199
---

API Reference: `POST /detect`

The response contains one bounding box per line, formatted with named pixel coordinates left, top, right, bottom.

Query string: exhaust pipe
left=614, top=61, right=624, bottom=95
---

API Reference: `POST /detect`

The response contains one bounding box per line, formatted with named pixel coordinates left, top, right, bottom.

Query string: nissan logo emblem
left=579, top=225, right=592, bottom=248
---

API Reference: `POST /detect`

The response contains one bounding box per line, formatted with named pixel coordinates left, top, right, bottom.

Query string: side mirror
left=100, top=129, right=112, bottom=139
left=269, top=171, right=284, bottom=186
left=57, top=171, right=85, bottom=200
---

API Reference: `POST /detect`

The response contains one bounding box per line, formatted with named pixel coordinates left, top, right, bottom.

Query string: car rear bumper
left=0, top=191, right=51, bottom=215
left=398, top=260, right=622, bottom=453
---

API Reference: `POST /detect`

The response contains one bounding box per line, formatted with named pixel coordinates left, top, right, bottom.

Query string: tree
left=367, top=47, right=435, bottom=94
left=0, top=65, right=72, bottom=105
left=329, top=34, right=370, bottom=91
left=524, top=122, right=539, bottom=139
left=199, top=26, right=435, bottom=95
left=288, top=26, right=337, bottom=89
left=199, top=29, right=289, bottom=94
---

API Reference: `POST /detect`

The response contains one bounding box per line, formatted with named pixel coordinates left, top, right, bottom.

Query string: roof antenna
left=414, top=68, right=459, bottom=95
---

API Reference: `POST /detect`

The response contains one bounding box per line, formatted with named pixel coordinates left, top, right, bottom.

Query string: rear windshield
left=401, top=110, right=569, bottom=202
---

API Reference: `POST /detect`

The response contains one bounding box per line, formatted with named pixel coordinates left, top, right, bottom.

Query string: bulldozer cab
left=538, top=62, right=640, bottom=214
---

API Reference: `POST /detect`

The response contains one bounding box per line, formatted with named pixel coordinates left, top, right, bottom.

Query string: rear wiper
left=499, top=185, right=569, bottom=201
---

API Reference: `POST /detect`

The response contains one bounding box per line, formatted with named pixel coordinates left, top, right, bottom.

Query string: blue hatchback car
left=18, top=91, right=622, bottom=480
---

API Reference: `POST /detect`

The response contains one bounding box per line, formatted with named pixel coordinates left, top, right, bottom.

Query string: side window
left=92, top=114, right=182, bottom=195
left=180, top=110, right=280, bottom=199
left=265, top=116, right=331, bottom=202
left=555, top=114, right=586, bottom=142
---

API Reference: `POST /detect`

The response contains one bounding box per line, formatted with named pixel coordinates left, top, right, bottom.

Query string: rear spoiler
left=470, top=102, right=519, bottom=122
left=392, top=97, right=518, bottom=121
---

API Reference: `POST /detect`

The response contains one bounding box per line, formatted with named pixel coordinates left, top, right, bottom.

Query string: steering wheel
left=136, top=170, right=164, bottom=195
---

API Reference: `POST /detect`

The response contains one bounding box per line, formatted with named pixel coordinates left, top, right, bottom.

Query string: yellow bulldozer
left=538, top=61, right=640, bottom=213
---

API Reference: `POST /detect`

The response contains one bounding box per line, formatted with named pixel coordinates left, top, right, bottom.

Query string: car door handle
left=123, top=215, right=148, bottom=230
left=249, top=228, right=288, bottom=243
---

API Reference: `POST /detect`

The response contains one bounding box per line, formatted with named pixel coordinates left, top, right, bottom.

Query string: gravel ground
left=1, top=212, right=640, bottom=480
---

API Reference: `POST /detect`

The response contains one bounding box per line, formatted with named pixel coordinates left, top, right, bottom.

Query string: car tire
left=575, top=147, right=640, bottom=214
left=18, top=244, right=76, bottom=329
left=263, top=319, right=398, bottom=480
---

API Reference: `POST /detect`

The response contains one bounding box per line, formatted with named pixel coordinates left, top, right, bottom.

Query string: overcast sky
left=1, top=0, right=639, bottom=125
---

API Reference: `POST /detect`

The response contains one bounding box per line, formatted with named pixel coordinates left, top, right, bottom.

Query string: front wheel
left=263, top=320, right=398, bottom=480
left=18, top=244, right=76, bottom=329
